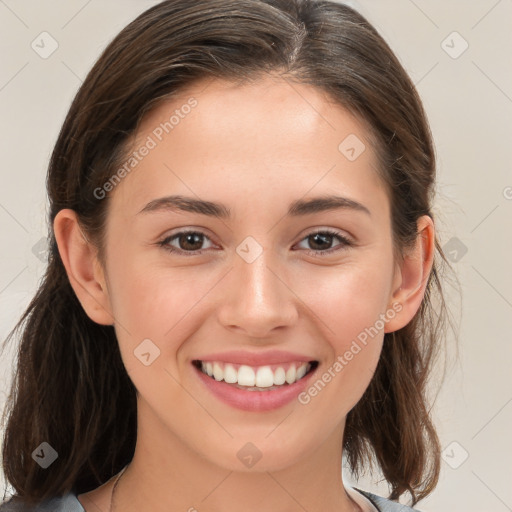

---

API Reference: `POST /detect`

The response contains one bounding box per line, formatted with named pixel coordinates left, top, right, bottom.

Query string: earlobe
left=53, top=209, right=114, bottom=326
left=384, top=215, right=435, bottom=333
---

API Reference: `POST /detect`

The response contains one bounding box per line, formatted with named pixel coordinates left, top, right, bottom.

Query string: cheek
left=296, top=259, right=393, bottom=344
left=105, top=255, right=214, bottom=373
left=300, top=336, right=383, bottom=431
left=293, top=261, right=391, bottom=411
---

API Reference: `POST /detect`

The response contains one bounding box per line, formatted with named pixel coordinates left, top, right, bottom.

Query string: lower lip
left=193, top=363, right=317, bottom=412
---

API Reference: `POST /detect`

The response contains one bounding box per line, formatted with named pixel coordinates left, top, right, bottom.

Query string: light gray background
left=0, top=1, right=511, bottom=510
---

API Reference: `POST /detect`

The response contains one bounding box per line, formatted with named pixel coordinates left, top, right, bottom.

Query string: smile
left=192, top=360, right=318, bottom=391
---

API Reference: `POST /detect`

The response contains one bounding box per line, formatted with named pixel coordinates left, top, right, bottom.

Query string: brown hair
left=1, top=0, right=458, bottom=507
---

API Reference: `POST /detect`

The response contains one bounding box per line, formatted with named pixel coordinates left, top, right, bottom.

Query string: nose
left=216, top=248, right=299, bottom=338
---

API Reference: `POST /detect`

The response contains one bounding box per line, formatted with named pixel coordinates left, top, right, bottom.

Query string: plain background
left=0, top=1, right=511, bottom=510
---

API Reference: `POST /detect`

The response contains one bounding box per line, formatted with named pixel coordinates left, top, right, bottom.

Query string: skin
left=54, top=74, right=435, bottom=512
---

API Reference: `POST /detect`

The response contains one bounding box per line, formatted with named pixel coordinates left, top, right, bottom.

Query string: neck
left=112, top=399, right=361, bottom=512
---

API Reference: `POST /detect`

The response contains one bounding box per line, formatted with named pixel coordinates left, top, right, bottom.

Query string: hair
left=1, top=0, right=459, bottom=507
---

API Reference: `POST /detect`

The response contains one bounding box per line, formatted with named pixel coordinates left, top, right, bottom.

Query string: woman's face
left=99, top=75, right=405, bottom=471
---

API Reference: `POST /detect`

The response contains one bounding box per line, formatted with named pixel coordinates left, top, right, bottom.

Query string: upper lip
left=193, top=350, right=317, bottom=366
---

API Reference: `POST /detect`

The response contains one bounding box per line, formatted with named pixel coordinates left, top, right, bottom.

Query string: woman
left=0, top=1, right=454, bottom=510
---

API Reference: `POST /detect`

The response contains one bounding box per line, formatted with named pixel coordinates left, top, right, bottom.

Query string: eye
left=294, top=229, right=353, bottom=257
left=157, top=228, right=352, bottom=257
left=158, top=230, right=215, bottom=256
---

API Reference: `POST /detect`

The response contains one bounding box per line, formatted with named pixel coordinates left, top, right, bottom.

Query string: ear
left=53, top=208, right=114, bottom=325
left=384, top=215, right=435, bottom=333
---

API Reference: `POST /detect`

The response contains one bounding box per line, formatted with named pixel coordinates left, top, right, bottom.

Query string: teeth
left=199, top=361, right=312, bottom=388
left=223, top=364, right=238, bottom=383
left=238, top=365, right=255, bottom=386
left=255, top=366, right=274, bottom=387
left=273, top=367, right=286, bottom=385
left=296, top=364, right=307, bottom=380
left=285, top=365, right=296, bottom=384
left=213, top=362, right=223, bottom=381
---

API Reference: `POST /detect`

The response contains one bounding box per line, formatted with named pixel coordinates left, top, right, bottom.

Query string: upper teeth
left=200, top=361, right=311, bottom=387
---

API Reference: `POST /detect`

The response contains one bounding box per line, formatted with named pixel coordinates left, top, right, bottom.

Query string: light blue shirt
left=0, top=488, right=421, bottom=511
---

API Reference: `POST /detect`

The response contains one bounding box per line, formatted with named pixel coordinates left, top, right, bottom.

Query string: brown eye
left=307, top=232, right=335, bottom=250
left=176, top=232, right=205, bottom=251
left=158, top=228, right=352, bottom=257
left=295, top=229, right=352, bottom=257
left=159, top=230, right=214, bottom=255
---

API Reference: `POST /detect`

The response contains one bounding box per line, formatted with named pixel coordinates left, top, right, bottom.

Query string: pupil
left=181, top=233, right=202, bottom=250
left=310, top=233, right=331, bottom=250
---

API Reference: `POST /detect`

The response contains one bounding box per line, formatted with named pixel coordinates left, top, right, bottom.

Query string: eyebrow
left=138, top=194, right=371, bottom=219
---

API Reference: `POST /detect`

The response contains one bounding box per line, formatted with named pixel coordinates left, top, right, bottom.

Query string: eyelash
left=157, top=228, right=353, bottom=257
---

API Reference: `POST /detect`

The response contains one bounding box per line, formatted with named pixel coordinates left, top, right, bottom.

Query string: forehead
left=110, top=75, right=388, bottom=221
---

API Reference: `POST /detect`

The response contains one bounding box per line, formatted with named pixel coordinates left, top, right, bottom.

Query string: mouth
left=192, top=359, right=319, bottom=391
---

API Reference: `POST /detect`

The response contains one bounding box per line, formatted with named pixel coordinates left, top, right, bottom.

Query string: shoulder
left=0, top=492, right=84, bottom=512
left=354, top=488, right=423, bottom=512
